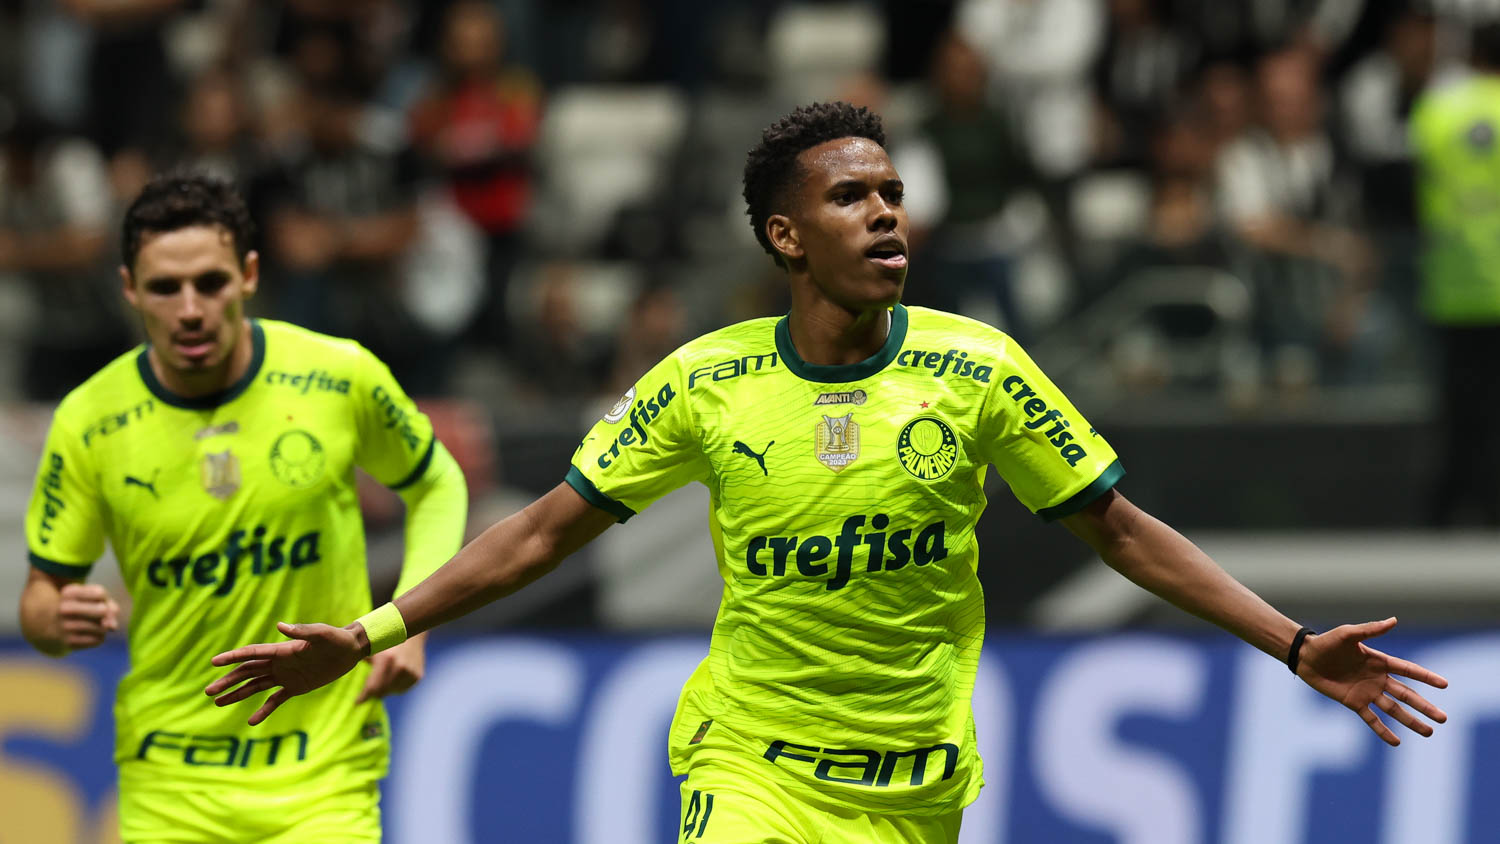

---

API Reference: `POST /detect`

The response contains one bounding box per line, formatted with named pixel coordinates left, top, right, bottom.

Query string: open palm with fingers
left=205, top=621, right=366, bottom=725
left=1295, top=617, right=1448, bottom=746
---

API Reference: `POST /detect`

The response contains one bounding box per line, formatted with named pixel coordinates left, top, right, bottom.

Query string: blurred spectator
left=895, top=30, right=1041, bottom=339
left=1194, top=61, right=1256, bottom=155
left=509, top=261, right=609, bottom=402
left=1092, top=0, right=1200, bottom=167
left=409, top=0, right=542, bottom=353
left=1117, top=117, right=1233, bottom=275
left=0, top=114, right=131, bottom=399
left=6, top=0, right=91, bottom=130
left=270, top=0, right=408, bottom=99
left=257, top=79, right=442, bottom=391
left=62, top=0, right=187, bottom=157
left=1409, top=21, right=1500, bottom=526
left=1177, top=0, right=1365, bottom=65
left=1215, top=47, right=1373, bottom=386
left=1339, top=6, right=1435, bottom=230
left=957, top=0, right=1105, bottom=178
left=158, top=67, right=264, bottom=188
left=602, top=283, right=689, bottom=397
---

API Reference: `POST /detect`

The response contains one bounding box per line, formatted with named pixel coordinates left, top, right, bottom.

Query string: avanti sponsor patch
left=814, top=389, right=867, bottom=406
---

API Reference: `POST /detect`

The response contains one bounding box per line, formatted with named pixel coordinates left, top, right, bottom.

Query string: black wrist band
left=1287, top=626, right=1317, bottom=674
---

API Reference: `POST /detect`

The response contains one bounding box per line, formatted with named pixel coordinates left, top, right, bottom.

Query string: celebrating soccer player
left=20, top=174, right=468, bottom=843
left=206, top=104, right=1447, bottom=843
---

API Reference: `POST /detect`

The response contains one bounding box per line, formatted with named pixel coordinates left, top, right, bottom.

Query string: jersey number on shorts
left=682, top=789, right=715, bottom=839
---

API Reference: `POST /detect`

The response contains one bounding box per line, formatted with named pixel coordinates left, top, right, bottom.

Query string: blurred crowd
left=0, top=0, right=1486, bottom=415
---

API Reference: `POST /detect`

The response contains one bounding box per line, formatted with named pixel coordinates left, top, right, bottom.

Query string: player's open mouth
left=866, top=238, right=907, bottom=270
left=174, top=335, right=216, bottom=358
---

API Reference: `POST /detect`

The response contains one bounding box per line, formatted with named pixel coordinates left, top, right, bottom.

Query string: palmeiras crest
left=201, top=449, right=240, bottom=499
left=815, top=413, right=859, bottom=472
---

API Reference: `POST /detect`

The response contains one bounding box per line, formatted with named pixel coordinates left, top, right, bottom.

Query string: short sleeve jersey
left=1410, top=74, right=1500, bottom=324
left=567, top=305, right=1121, bottom=816
left=25, top=319, right=439, bottom=794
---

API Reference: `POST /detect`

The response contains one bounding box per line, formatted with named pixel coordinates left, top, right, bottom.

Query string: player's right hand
left=56, top=583, right=120, bottom=651
left=205, top=621, right=365, bottom=726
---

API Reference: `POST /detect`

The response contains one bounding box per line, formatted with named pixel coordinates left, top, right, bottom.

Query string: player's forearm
left=390, top=505, right=567, bottom=635
left=393, top=443, right=469, bottom=596
left=1095, top=507, right=1300, bottom=660
left=19, top=578, right=68, bottom=657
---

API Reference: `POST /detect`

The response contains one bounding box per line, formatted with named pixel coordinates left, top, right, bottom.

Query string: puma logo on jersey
left=125, top=470, right=160, bottom=499
left=732, top=440, right=772, bottom=475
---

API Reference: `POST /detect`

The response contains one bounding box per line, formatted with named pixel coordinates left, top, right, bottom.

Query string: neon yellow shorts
left=678, top=754, right=963, bottom=844
left=119, top=780, right=380, bottom=844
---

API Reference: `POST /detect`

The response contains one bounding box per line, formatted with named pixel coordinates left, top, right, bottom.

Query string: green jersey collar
left=136, top=320, right=266, bottom=410
left=775, top=304, right=908, bottom=383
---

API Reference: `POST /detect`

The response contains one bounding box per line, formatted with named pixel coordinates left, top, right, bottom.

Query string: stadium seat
left=1034, top=266, right=1255, bottom=392
left=532, top=86, right=689, bottom=254
left=766, top=3, right=885, bottom=101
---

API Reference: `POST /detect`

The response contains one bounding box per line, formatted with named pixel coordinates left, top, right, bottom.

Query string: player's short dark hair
left=1473, top=22, right=1500, bottom=69
left=121, top=171, right=256, bottom=273
left=742, top=101, right=886, bottom=267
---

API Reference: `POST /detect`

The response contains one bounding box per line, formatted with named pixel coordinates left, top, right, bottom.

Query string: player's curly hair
left=121, top=171, right=256, bottom=272
left=742, top=101, right=886, bottom=268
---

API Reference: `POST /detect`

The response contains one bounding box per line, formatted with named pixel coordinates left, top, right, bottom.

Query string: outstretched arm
left=206, top=482, right=617, bottom=723
left=356, top=442, right=469, bottom=704
left=1060, top=489, right=1447, bottom=746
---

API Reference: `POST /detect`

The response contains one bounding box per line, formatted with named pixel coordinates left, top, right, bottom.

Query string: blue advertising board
left=3, top=632, right=1498, bottom=843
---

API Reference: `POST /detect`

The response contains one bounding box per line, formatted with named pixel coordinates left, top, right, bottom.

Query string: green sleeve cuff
left=389, top=436, right=437, bottom=491
left=29, top=550, right=94, bottom=579
left=1037, top=460, right=1126, bottom=522
left=564, top=466, right=636, bottom=523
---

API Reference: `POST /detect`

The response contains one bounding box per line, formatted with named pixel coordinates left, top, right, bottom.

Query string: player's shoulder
left=902, top=305, right=1015, bottom=352
left=259, top=318, right=364, bottom=358
left=52, top=344, right=151, bottom=427
left=258, top=319, right=382, bottom=376
left=668, top=315, right=782, bottom=369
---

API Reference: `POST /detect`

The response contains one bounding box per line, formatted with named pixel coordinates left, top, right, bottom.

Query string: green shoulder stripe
left=390, top=436, right=437, bottom=491
left=1037, top=460, right=1126, bottom=522
left=28, top=550, right=94, bottom=579
left=564, top=466, right=636, bottom=523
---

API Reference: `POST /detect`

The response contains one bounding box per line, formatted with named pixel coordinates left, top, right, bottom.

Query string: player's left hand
left=1295, top=617, right=1448, bottom=747
left=356, top=632, right=427, bottom=703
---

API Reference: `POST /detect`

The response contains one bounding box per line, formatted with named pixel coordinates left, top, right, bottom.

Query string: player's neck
left=785, top=300, right=891, bottom=367
left=148, top=319, right=256, bottom=399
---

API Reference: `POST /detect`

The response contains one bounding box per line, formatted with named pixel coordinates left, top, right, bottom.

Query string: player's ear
left=766, top=214, right=803, bottom=262
left=240, top=250, right=260, bottom=300
left=119, top=265, right=138, bottom=308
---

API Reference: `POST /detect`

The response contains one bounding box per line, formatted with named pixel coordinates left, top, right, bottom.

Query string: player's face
left=122, top=225, right=259, bottom=377
left=771, top=136, right=909, bottom=310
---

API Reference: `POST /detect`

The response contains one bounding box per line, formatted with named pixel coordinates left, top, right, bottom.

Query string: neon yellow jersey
left=567, top=305, right=1122, bottom=816
left=25, top=319, right=438, bottom=795
left=1410, top=74, right=1500, bottom=324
